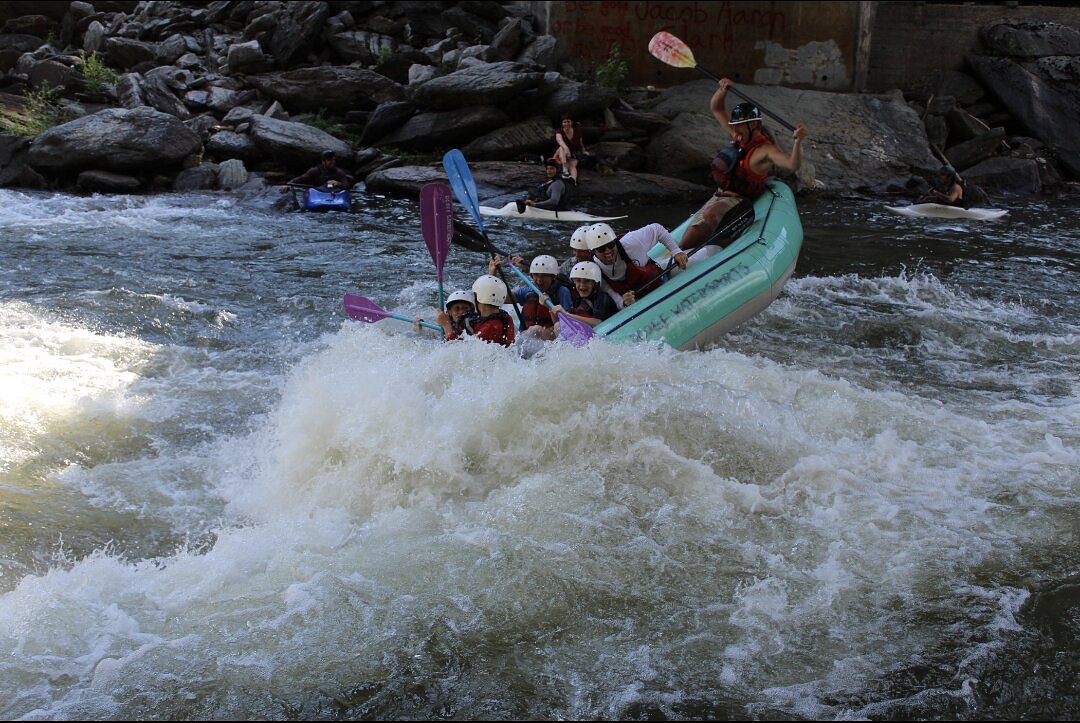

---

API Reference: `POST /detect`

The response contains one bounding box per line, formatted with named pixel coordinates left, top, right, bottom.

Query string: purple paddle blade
left=420, top=183, right=453, bottom=280
left=343, top=293, right=390, bottom=323
left=556, top=311, right=596, bottom=347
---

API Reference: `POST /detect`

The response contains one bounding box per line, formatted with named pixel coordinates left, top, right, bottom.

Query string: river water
left=0, top=183, right=1076, bottom=720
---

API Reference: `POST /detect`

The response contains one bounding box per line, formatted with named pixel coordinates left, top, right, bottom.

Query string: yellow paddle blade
left=648, top=31, right=696, bottom=69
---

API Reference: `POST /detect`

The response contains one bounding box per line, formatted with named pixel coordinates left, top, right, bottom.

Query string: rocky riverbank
left=1, top=1, right=1077, bottom=206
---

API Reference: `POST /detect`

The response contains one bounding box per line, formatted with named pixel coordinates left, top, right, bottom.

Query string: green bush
left=0, top=83, right=74, bottom=137
left=594, top=45, right=630, bottom=93
left=80, top=51, right=120, bottom=94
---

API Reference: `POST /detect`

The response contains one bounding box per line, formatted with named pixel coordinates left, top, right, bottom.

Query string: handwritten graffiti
left=557, top=1, right=788, bottom=70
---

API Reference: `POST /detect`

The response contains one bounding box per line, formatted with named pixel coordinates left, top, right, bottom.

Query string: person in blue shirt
left=488, top=253, right=574, bottom=341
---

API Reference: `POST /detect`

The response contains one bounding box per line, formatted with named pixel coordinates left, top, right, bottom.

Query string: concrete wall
left=866, top=1, right=1080, bottom=93
left=523, top=1, right=1080, bottom=94
left=524, top=1, right=860, bottom=91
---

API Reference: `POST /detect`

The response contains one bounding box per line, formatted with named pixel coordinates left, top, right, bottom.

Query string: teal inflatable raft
left=592, top=179, right=803, bottom=350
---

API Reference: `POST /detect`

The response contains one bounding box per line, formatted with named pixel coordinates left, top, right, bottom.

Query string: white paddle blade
left=649, top=31, right=696, bottom=69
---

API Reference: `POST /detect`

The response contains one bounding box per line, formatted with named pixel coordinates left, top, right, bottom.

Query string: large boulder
left=644, top=79, right=938, bottom=192
left=25, top=107, right=202, bottom=175
left=246, top=114, right=352, bottom=170
left=965, top=54, right=1080, bottom=179
left=245, top=66, right=405, bottom=114
left=373, top=105, right=509, bottom=151
left=408, top=60, right=545, bottom=110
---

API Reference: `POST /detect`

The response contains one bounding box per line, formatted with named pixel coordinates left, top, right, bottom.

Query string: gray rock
left=376, top=105, right=510, bottom=151
left=173, top=162, right=218, bottom=190
left=360, top=100, right=418, bottom=146
left=247, top=114, right=352, bottom=169
left=461, top=117, right=554, bottom=161
left=268, top=1, right=330, bottom=69
left=408, top=60, right=544, bottom=110
left=216, top=158, right=248, bottom=189
left=963, top=156, right=1042, bottom=194
left=980, top=19, right=1080, bottom=59
left=105, top=37, right=158, bottom=70
left=206, top=130, right=262, bottom=163
left=26, top=107, right=203, bottom=174
left=227, top=40, right=273, bottom=74
left=246, top=66, right=405, bottom=114
left=966, top=54, right=1080, bottom=178
left=76, top=169, right=143, bottom=193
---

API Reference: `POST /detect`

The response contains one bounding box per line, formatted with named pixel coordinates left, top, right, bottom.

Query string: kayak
left=885, top=203, right=1007, bottom=220
left=591, top=179, right=802, bottom=350
left=302, top=187, right=351, bottom=211
left=479, top=201, right=626, bottom=222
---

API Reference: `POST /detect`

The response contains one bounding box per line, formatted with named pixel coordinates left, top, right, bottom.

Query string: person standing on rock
left=679, top=79, right=808, bottom=251
left=279, top=149, right=354, bottom=191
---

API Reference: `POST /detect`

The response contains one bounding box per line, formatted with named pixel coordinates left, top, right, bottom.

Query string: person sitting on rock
left=280, top=149, right=354, bottom=192
left=553, top=114, right=591, bottom=184
left=516, top=158, right=570, bottom=213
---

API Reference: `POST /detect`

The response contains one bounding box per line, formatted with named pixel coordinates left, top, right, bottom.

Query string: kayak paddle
left=441, top=154, right=597, bottom=347
left=648, top=31, right=795, bottom=132
left=343, top=293, right=442, bottom=331
left=420, top=182, right=453, bottom=313
left=442, top=149, right=528, bottom=333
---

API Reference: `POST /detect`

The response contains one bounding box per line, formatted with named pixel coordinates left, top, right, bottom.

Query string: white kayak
left=885, top=203, right=1008, bottom=220
left=479, top=201, right=626, bottom=222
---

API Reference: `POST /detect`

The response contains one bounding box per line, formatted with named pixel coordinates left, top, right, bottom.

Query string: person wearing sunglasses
left=585, top=222, right=688, bottom=309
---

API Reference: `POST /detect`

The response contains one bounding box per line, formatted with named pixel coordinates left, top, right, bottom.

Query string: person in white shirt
left=585, top=222, right=688, bottom=309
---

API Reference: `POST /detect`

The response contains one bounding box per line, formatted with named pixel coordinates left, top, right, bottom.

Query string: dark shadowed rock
left=980, top=19, right=1080, bottom=59
left=408, top=61, right=544, bottom=110
left=963, top=156, right=1042, bottom=194
left=206, top=130, right=263, bottom=163
left=104, top=36, right=157, bottom=70
left=247, top=114, right=353, bottom=170
left=943, top=127, right=1007, bottom=170
left=269, top=1, right=331, bottom=68
left=461, top=117, right=553, bottom=160
left=539, top=80, right=618, bottom=120
left=360, top=100, right=417, bottom=145
left=966, top=54, right=1080, bottom=178
left=26, top=107, right=202, bottom=174
left=246, top=66, right=405, bottom=114
left=375, top=105, right=509, bottom=151
left=77, top=169, right=142, bottom=192
left=366, top=160, right=711, bottom=205
left=0, top=33, right=44, bottom=72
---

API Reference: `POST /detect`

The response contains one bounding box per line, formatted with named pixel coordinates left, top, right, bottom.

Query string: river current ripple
left=0, top=186, right=1076, bottom=720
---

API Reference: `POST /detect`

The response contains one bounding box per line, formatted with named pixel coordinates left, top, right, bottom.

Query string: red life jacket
left=723, top=132, right=771, bottom=200
left=467, top=310, right=515, bottom=346
left=601, top=238, right=664, bottom=297
left=519, top=282, right=568, bottom=328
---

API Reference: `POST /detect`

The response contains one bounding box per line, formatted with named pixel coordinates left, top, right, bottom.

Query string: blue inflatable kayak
left=302, top=187, right=351, bottom=212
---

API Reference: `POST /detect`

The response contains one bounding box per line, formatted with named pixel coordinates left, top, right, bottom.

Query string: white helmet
left=471, top=274, right=507, bottom=305
left=444, top=289, right=475, bottom=311
left=569, top=261, right=602, bottom=284
left=586, top=222, right=617, bottom=251
left=529, top=254, right=559, bottom=275
left=570, top=225, right=591, bottom=251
